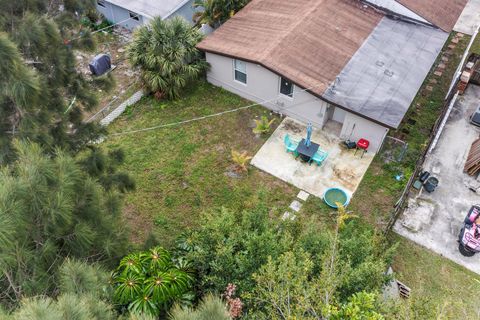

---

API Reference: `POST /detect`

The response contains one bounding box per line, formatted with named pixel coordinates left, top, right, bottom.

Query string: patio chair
left=284, top=134, right=299, bottom=156
left=310, top=149, right=328, bottom=166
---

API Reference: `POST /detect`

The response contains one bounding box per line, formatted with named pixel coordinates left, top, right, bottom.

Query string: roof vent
left=376, top=60, right=385, bottom=67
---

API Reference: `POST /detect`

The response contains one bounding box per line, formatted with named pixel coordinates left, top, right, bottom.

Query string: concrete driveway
left=251, top=117, right=374, bottom=198
left=454, top=0, right=480, bottom=35
left=394, top=85, right=480, bottom=274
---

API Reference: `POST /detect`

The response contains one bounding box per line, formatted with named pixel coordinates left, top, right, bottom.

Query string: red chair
left=355, top=138, right=369, bottom=158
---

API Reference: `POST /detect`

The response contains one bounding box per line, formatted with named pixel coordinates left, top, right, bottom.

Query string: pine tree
left=0, top=0, right=104, bottom=163
left=0, top=141, right=129, bottom=307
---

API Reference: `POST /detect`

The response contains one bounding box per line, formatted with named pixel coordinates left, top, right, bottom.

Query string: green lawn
left=103, top=82, right=297, bottom=246
left=393, top=236, right=480, bottom=319
left=470, top=32, right=480, bottom=55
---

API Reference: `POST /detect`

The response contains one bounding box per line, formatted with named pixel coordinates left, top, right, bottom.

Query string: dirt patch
left=123, top=203, right=152, bottom=245
left=76, top=29, right=140, bottom=120
left=281, top=118, right=303, bottom=133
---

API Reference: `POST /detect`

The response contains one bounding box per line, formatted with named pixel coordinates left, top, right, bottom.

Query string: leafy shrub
left=230, top=150, right=252, bottom=172
left=111, top=247, right=195, bottom=317
left=252, top=116, right=274, bottom=135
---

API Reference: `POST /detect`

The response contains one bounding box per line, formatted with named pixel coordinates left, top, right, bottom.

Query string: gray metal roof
left=323, top=17, right=448, bottom=129
left=106, top=0, right=190, bottom=19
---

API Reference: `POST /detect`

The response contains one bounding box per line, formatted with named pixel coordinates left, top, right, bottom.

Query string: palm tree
left=192, top=0, right=250, bottom=27
left=111, top=247, right=195, bottom=317
left=127, top=17, right=208, bottom=100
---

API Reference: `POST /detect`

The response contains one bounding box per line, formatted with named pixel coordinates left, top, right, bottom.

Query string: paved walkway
left=454, top=0, right=480, bottom=35
left=100, top=90, right=144, bottom=126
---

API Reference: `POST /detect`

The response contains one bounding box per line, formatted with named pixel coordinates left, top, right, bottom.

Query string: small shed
left=89, top=54, right=111, bottom=76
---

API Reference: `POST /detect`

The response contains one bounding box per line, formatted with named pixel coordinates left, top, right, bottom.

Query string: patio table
left=296, top=139, right=319, bottom=163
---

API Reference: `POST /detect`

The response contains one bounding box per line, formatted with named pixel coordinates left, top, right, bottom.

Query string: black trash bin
left=423, top=177, right=439, bottom=193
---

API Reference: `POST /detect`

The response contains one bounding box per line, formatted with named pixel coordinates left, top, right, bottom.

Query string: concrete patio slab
left=251, top=118, right=374, bottom=198
left=394, top=85, right=480, bottom=274
left=454, top=0, right=480, bottom=35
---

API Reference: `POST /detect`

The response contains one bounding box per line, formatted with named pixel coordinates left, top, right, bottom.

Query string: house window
left=129, top=12, right=140, bottom=21
left=97, top=0, right=106, bottom=7
left=234, top=59, right=247, bottom=84
left=280, top=77, right=293, bottom=97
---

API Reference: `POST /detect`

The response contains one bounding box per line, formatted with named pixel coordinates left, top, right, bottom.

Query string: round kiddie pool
left=323, top=188, right=350, bottom=208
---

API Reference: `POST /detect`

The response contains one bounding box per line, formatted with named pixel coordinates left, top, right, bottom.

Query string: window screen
left=280, top=77, right=293, bottom=97
left=234, top=59, right=247, bottom=84
left=129, top=12, right=140, bottom=21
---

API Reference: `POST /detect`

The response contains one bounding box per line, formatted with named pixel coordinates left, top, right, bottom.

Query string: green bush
left=111, top=247, right=195, bottom=317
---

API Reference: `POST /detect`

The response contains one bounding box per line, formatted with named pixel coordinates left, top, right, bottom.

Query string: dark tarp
left=89, top=54, right=111, bottom=76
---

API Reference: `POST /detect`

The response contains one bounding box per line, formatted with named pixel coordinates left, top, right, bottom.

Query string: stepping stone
left=448, top=44, right=456, bottom=50
left=282, top=211, right=291, bottom=220
left=289, top=200, right=302, bottom=212
left=438, top=63, right=446, bottom=69
left=451, top=38, right=459, bottom=44
left=434, top=71, right=443, bottom=77
left=297, top=190, right=310, bottom=201
left=429, top=79, right=438, bottom=84
left=282, top=211, right=296, bottom=221
left=426, top=86, right=434, bottom=92
left=441, top=56, right=449, bottom=62
left=457, top=33, right=465, bottom=38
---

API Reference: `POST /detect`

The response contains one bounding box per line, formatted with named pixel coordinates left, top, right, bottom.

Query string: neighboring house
left=95, top=0, right=197, bottom=30
left=197, top=0, right=468, bottom=152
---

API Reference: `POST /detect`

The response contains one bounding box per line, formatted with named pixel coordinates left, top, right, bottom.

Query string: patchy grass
left=350, top=32, right=471, bottom=225
left=470, top=32, right=480, bottom=55
left=392, top=235, right=480, bottom=319
left=103, top=81, right=296, bottom=246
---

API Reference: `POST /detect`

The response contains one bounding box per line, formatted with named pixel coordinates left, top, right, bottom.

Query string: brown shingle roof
left=396, top=0, right=468, bottom=32
left=197, top=0, right=382, bottom=97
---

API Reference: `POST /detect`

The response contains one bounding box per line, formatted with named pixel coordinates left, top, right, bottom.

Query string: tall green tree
left=0, top=141, right=129, bottom=307
left=127, top=16, right=208, bottom=100
left=0, top=0, right=104, bottom=162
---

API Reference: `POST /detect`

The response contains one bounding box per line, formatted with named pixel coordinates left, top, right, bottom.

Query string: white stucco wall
left=96, top=1, right=144, bottom=29
left=340, top=112, right=389, bottom=152
left=205, top=52, right=389, bottom=152
left=364, top=0, right=430, bottom=24
left=205, top=52, right=329, bottom=127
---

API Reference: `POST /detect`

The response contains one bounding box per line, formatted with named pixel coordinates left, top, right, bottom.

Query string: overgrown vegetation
left=0, top=0, right=107, bottom=162
left=193, top=0, right=250, bottom=27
